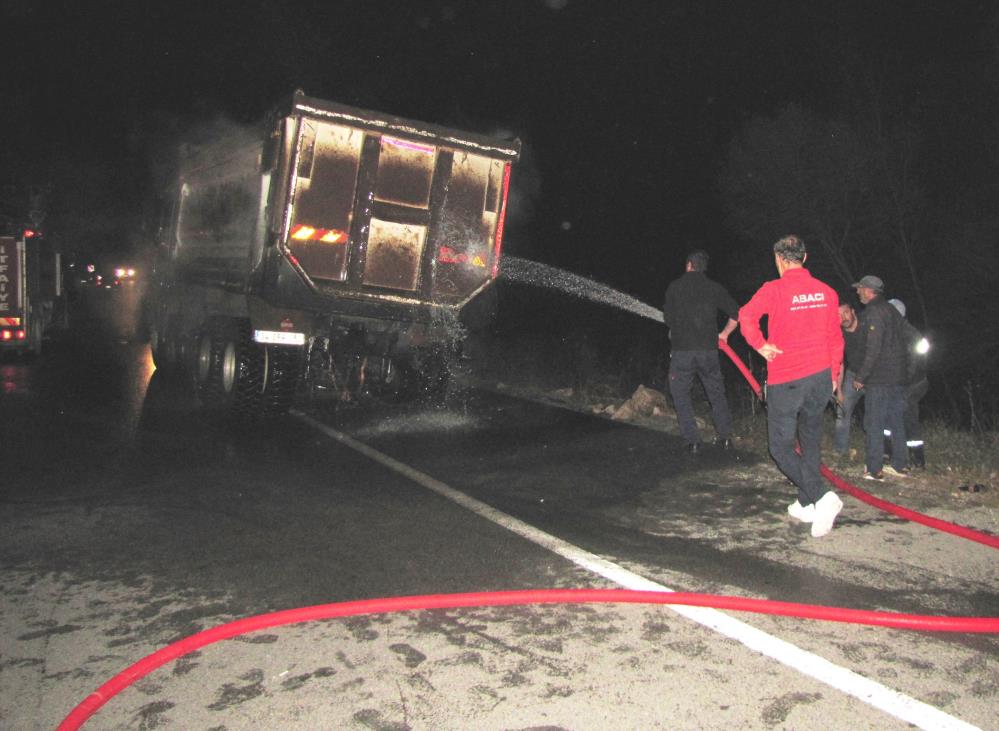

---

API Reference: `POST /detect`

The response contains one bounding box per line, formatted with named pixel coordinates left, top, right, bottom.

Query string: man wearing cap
left=663, top=249, right=740, bottom=454
left=739, top=235, right=844, bottom=538
left=852, top=275, right=910, bottom=480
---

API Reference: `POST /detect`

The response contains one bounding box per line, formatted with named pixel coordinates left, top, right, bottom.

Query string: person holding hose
left=663, top=249, right=740, bottom=454
left=739, top=235, right=845, bottom=537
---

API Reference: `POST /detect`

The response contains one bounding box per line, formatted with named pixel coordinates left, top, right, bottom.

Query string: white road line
left=293, top=410, right=979, bottom=731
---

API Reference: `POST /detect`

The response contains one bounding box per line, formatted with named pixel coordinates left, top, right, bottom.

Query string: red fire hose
left=717, top=339, right=999, bottom=550
left=56, top=588, right=999, bottom=730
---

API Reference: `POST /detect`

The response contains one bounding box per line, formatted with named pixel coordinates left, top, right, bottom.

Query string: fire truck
left=0, top=187, right=63, bottom=357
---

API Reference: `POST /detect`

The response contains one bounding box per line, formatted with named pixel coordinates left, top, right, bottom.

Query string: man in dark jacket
left=663, top=250, right=739, bottom=453
left=852, top=275, right=909, bottom=480
left=833, top=299, right=866, bottom=455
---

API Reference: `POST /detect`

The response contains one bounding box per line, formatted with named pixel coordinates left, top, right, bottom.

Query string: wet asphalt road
left=1, top=285, right=997, bottom=730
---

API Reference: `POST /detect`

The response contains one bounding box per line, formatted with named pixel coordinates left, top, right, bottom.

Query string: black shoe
left=713, top=437, right=733, bottom=450
left=686, top=442, right=701, bottom=455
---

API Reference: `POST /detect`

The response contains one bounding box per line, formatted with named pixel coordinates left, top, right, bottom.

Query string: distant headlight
left=916, top=337, right=930, bottom=355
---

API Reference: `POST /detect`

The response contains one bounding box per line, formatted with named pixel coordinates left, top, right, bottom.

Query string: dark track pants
left=865, top=384, right=907, bottom=474
left=668, top=349, right=732, bottom=446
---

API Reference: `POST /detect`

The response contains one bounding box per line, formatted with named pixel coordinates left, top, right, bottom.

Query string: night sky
left=3, top=0, right=997, bottom=307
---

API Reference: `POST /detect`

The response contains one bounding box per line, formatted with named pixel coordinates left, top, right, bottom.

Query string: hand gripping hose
left=56, top=588, right=999, bottom=730
left=717, top=339, right=999, bottom=550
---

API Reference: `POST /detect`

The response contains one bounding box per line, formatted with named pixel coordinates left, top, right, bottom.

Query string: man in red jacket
left=739, top=235, right=845, bottom=538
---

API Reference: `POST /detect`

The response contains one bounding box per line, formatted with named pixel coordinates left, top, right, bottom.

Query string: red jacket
left=739, top=267, right=843, bottom=386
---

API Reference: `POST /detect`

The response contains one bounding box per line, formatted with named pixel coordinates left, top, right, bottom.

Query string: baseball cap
left=888, top=298, right=906, bottom=317
left=851, top=275, right=884, bottom=292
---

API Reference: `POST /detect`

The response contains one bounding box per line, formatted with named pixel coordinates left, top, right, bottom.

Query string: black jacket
left=663, top=271, right=739, bottom=351
left=856, top=295, right=908, bottom=386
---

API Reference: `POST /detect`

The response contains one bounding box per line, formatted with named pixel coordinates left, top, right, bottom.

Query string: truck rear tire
left=196, top=319, right=267, bottom=416
left=191, top=319, right=301, bottom=419
left=150, top=320, right=185, bottom=377
left=194, top=320, right=227, bottom=408
left=303, top=337, right=340, bottom=414
left=258, top=345, right=301, bottom=417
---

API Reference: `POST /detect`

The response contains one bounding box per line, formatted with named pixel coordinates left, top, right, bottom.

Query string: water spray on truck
left=144, top=90, right=520, bottom=416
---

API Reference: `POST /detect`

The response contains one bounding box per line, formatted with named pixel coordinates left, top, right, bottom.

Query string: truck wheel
left=194, top=320, right=227, bottom=408
left=229, top=322, right=269, bottom=417
left=303, top=337, right=339, bottom=413
left=258, top=345, right=302, bottom=417
left=197, top=319, right=266, bottom=415
left=150, top=320, right=183, bottom=377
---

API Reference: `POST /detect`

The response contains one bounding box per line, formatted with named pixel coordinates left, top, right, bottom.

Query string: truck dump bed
left=173, top=91, right=520, bottom=325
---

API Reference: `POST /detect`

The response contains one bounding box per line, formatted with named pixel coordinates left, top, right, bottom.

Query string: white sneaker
left=787, top=500, right=815, bottom=523
left=811, top=491, right=843, bottom=538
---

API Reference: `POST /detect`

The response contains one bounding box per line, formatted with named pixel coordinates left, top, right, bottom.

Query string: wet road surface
left=1, top=286, right=997, bottom=729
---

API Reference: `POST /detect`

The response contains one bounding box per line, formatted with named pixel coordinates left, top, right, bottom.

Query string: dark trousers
left=833, top=369, right=864, bottom=453
left=905, top=378, right=928, bottom=445
left=668, top=349, right=732, bottom=445
left=865, top=384, right=907, bottom=473
left=766, top=369, right=831, bottom=507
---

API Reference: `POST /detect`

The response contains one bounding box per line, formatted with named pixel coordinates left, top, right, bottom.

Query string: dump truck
left=0, top=219, right=62, bottom=357
left=145, top=91, right=520, bottom=415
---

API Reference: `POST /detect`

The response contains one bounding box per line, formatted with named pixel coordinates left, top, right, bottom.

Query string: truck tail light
left=491, top=162, right=512, bottom=279
left=16, top=330, right=25, bottom=340
left=290, top=224, right=348, bottom=243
